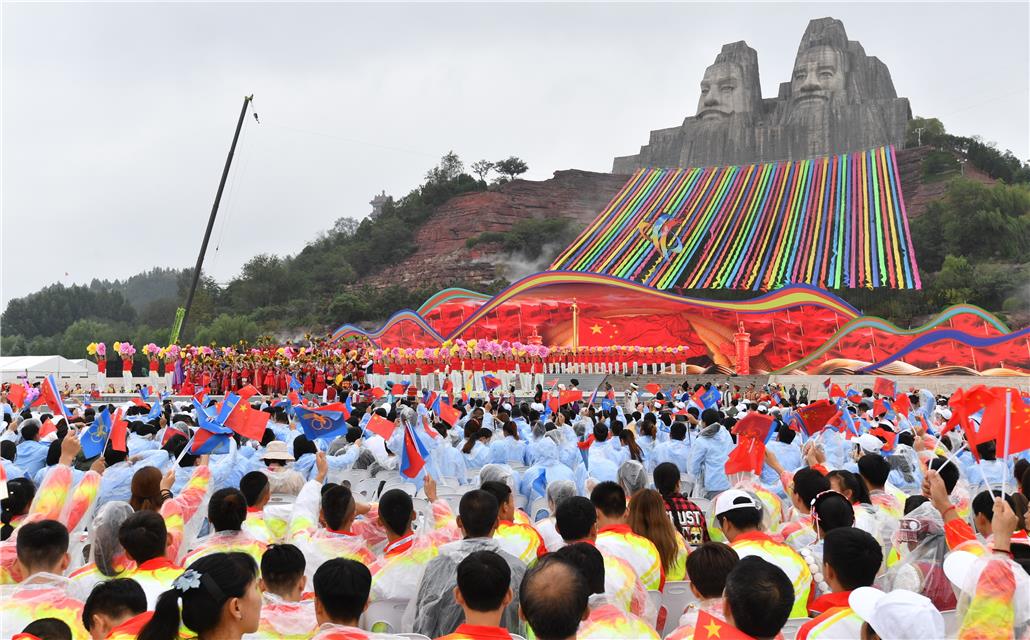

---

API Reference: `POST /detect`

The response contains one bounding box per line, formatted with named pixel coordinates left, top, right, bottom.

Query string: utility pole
left=176, top=95, right=253, bottom=341
left=914, top=127, right=924, bottom=146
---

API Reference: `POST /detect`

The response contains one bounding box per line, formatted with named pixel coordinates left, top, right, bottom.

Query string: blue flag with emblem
left=81, top=407, right=112, bottom=459
left=296, top=404, right=349, bottom=441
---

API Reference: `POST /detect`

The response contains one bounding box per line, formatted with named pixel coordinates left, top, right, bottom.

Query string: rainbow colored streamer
left=551, top=146, right=920, bottom=290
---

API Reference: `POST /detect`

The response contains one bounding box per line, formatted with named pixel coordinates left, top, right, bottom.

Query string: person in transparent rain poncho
left=67, top=501, right=135, bottom=600
left=876, top=500, right=956, bottom=611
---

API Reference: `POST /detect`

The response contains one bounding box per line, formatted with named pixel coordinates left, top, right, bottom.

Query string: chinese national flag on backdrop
left=577, top=316, right=658, bottom=347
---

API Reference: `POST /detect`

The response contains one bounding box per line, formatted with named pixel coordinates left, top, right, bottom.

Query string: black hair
left=653, top=462, right=680, bottom=496
left=312, top=558, right=372, bottom=624
left=975, top=440, right=997, bottom=461
left=45, top=439, right=63, bottom=467
left=670, top=422, right=687, bottom=441
left=139, top=552, right=258, bottom=640
left=458, top=489, right=500, bottom=538
left=904, top=495, right=930, bottom=515
left=930, top=456, right=961, bottom=494
left=590, top=481, right=627, bottom=519
left=777, top=424, right=797, bottom=445
left=793, top=468, right=831, bottom=506
left=555, top=496, right=597, bottom=542
left=260, top=544, right=306, bottom=594
left=161, top=433, right=189, bottom=460
left=827, top=469, right=871, bottom=505
left=260, top=428, right=276, bottom=447
left=897, top=431, right=915, bottom=448
left=118, top=510, right=168, bottom=564
left=378, top=489, right=414, bottom=537
left=480, top=480, right=512, bottom=512
left=20, top=422, right=40, bottom=441
left=82, top=578, right=147, bottom=631
left=208, top=488, right=247, bottom=532
left=0, top=439, right=15, bottom=462
left=701, top=409, right=721, bottom=426
left=519, top=555, right=589, bottom=640
left=687, top=542, right=740, bottom=598
left=857, top=454, right=890, bottom=488
left=456, top=550, right=512, bottom=611
left=554, top=542, right=605, bottom=595
left=321, top=484, right=356, bottom=531
left=823, top=527, right=882, bottom=590
left=812, top=492, right=855, bottom=533
left=20, top=618, right=72, bottom=640
left=725, top=556, right=793, bottom=639
left=16, top=519, right=68, bottom=572
left=1, top=477, right=36, bottom=541
left=292, top=435, right=317, bottom=459
left=239, top=471, right=270, bottom=508
left=972, top=489, right=1017, bottom=521
left=592, top=424, right=608, bottom=442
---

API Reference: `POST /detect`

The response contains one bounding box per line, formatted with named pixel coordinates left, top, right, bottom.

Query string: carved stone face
left=696, top=62, right=747, bottom=121
left=789, top=45, right=846, bottom=113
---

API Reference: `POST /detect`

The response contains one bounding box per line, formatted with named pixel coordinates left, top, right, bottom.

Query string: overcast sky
left=3, top=2, right=1028, bottom=313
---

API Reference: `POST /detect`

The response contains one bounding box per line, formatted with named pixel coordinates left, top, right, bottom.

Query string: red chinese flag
left=827, top=383, right=846, bottom=400
left=694, top=611, right=754, bottom=640
left=792, top=399, right=839, bottom=436
left=893, top=393, right=912, bottom=417
left=6, top=384, right=26, bottom=409
left=724, top=436, right=766, bottom=475
left=110, top=410, right=128, bottom=452
left=980, top=388, right=1030, bottom=457
left=559, top=389, right=583, bottom=405
left=644, top=383, right=662, bottom=395
left=38, top=418, right=57, bottom=439
left=438, top=401, right=461, bottom=427
left=391, top=383, right=406, bottom=395
left=869, top=427, right=897, bottom=452
left=238, top=384, right=260, bottom=401
left=873, top=377, right=897, bottom=399
left=733, top=412, right=774, bottom=441
left=370, top=387, right=386, bottom=399
left=225, top=403, right=271, bottom=441
left=873, top=398, right=887, bottom=418
left=366, top=414, right=396, bottom=439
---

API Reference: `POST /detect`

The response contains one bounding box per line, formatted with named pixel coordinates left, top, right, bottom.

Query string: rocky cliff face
left=365, top=170, right=627, bottom=291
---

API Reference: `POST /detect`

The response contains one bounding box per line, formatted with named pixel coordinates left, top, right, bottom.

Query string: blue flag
left=296, top=405, right=349, bottom=441
left=702, top=386, right=721, bottom=409
left=81, top=408, right=112, bottom=459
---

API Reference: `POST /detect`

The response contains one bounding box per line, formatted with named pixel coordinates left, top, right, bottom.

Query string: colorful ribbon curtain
left=552, top=145, right=920, bottom=290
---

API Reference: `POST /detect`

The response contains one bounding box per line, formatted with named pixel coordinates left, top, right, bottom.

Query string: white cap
left=530, top=402, right=545, bottom=413
left=736, top=403, right=748, bottom=413
left=849, top=587, right=944, bottom=640
left=714, top=489, right=760, bottom=517
left=935, top=407, right=953, bottom=421
left=856, top=433, right=884, bottom=453
left=757, top=404, right=769, bottom=414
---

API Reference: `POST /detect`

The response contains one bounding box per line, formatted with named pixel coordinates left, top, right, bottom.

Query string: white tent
left=0, top=355, right=98, bottom=384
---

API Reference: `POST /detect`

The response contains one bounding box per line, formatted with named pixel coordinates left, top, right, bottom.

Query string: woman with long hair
left=138, top=552, right=262, bottom=640
left=130, top=466, right=172, bottom=512
left=628, top=489, right=688, bottom=581
left=460, top=420, right=492, bottom=468
left=618, top=429, right=644, bottom=464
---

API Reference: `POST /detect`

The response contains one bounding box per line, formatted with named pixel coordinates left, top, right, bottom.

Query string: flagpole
left=571, top=298, right=579, bottom=351
left=1001, top=388, right=1011, bottom=496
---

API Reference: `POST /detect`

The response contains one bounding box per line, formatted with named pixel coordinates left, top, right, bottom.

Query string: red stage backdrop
left=332, top=274, right=1030, bottom=376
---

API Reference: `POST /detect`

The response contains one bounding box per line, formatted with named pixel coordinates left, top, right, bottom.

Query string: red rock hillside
left=366, top=148, right=982, bottom=292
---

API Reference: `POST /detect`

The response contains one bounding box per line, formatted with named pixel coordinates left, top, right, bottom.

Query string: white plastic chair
left=780, top=617, right=810, bottom=640
left=659, top=581, right=699, bottom=637
left=645, top=590, right=662, bottom=629
left=356, top=477, right=384, bottom=500
left=410, top=497, right=432, bottom=531
left=362, top=598, right=409, bottom=634
left=381, top=481, right=417, bottom=496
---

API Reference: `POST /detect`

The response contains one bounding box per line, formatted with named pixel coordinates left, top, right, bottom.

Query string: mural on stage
left=332, top=274, right=1030, bottom=377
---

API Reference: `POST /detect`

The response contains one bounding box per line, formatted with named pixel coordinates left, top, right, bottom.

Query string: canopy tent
left=0, top=355, right=98, bottom=384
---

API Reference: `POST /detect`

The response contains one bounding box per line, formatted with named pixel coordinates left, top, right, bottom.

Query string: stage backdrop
left=551, top=146, right=920, bottom=291
left=333, top=274, right=1029, bottom=376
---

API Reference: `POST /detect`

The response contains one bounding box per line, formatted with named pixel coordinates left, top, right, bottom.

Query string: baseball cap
left=849, top=587, right=944, bottom=640
left=714, top=489, right=760, bottom=517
